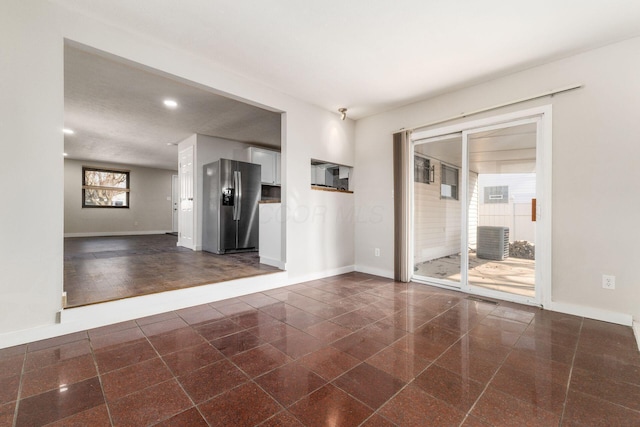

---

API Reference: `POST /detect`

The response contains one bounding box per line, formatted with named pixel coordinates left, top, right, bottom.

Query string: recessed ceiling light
left=166, top=142, right=178, bottom=146
left=63, top=152, right=68, bottom=156
left=163, top=99, right=178, bottom=108
left=63, top=128, right=74, bottom=135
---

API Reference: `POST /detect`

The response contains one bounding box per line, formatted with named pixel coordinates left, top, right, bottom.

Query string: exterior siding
left=414, top=160, right=478, bottom=264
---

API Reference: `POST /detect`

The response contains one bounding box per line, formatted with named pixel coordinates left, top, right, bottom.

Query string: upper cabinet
left=248, top=147, right=281, bottom=185
left=310, top=159, right=353, bottom=192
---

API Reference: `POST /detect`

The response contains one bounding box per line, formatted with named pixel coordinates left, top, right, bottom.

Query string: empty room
left=2, top=1, right=640, bottom=426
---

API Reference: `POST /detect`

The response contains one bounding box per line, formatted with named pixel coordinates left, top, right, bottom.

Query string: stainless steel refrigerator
left=202, top=159, right=261, bottom=254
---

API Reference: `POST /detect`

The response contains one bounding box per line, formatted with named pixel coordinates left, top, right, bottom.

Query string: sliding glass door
left=413, top=133, right=463, bottom=288
left=412, top=113, right=545, bottom=306
left=466, top=121, right=537, bottom=299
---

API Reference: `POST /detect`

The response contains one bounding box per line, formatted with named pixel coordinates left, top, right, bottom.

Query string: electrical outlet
left=374, top=248, right=380, bottom=257
left=602, top=275, right=615, bottom=290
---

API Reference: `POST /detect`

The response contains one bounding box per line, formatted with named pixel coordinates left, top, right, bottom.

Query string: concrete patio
left=414, top=252, right=535, bottom=297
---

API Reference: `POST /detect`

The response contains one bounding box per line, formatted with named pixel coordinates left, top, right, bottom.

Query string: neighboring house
left=2, top=1, right=639, bottom=346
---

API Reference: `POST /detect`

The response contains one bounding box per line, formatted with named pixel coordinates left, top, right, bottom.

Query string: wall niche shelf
left=310, top=159, right=353, bottom=192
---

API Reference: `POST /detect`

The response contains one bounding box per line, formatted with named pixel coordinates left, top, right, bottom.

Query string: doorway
left=63, top=41, right=284, bottom=308
left=411, top=107, right=551, bottom=306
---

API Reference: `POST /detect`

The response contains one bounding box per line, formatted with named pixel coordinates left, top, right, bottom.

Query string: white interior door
left=171, top=175, right=179, bottom=233
left=178, top=146, right=194, bottom=249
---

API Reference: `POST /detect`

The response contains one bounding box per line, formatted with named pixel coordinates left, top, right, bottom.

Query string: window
left=484, top=185, right=509, bottom=204
left=440, top=164, right=458, bottom=200
left=414, top=155, right=431, bottom=184
left=82, top=167, right=130, bottom=208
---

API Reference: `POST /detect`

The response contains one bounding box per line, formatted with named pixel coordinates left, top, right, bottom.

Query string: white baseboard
left=548, top=301, right=633, bottom=326
left=64, top=230, right=172, bottom=238
left=287, top=265, right=356, bottom=286
left=260, top=257, right=286, bottom=270
left=9, top=263, right=633, bottom=350
left=0, top=265, right=365, bottom=349
left=0, top=271, right=290, bottom=349
left=177, top=241, right=196, bottom=250
left=355, top=265, right=394, bottom=280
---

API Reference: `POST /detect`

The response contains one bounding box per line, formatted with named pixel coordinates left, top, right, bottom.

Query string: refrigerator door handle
left=233, top=170, right=241, bottom=220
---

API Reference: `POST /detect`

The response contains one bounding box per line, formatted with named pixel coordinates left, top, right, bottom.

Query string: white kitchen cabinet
left=259, top=202, right=283, bottom=268
left=248, top=147, right=280, bottom=185
left=274, top=152, right=281, bottom=185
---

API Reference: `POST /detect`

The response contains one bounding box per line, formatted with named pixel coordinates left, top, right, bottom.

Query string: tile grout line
left=455, top=303, right=534, bottom=426
left=246, top=282, right=422, bottom=426
left=557, top=320, right=640, bottom=420
left=246, top=377, right=300, bottom=426
left=88, top=336, right=116, bottom=427
left=95, top=321, right=180, bottom=426
left=189, top=314, right=304, bottom=426
left=558, top=316, right=584, bottom=426
left=352, top=295, right=487, bottom=427
left=174, top=308, right=291, bottom=426
left=147, top=321, right=207, bottom=427
left=11, top=346, right=28, bottom=427
left=19, top=275, right=636, bottom=426
left=100, top=314, right=228, bottom=425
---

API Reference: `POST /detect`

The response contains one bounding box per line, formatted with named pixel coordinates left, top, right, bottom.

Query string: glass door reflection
left=413, top=133, right=463, bottom=287
left=466, top=122, right=537, bottom=298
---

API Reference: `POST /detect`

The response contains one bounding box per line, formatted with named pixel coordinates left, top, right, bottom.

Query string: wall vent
left=477, top=226, right=509, bottom=261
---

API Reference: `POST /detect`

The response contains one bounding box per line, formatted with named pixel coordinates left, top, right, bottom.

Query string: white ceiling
left=414, top=123, right=536, bottom=174
left=65, top=45, right=281, bottom=170
left=57, top=0, right=640, bottom=169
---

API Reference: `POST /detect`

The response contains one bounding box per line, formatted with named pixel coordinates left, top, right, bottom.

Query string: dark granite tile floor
left=3, top=272, right=640, bottom=426
left=64, top=234, right=279, bottom=307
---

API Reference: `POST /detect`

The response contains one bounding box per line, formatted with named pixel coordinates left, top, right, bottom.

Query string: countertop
left=311, top=186, right=353, bottom=194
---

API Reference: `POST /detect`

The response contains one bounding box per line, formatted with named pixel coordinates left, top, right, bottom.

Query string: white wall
left=0, top=1, right=63, bottom=334
left=304, top=190, right=355, bottom=276
left=283, top=105, right=355, bottom=280
left=196, top=134, right=253, bottom=165
left=0, top=1, right=355, bottom=338
left=64, top=160, right=175, bottom=236
left=355, top=36, right=640, bottom=323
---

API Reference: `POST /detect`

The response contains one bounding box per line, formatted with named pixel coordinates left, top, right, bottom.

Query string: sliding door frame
left=410, top=105, right=552, bottom=308
left=410, top=132, right=464, bottom=289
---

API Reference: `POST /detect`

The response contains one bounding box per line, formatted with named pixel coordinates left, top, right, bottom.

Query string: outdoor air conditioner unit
left=477, top=226, right=509, bottom=261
